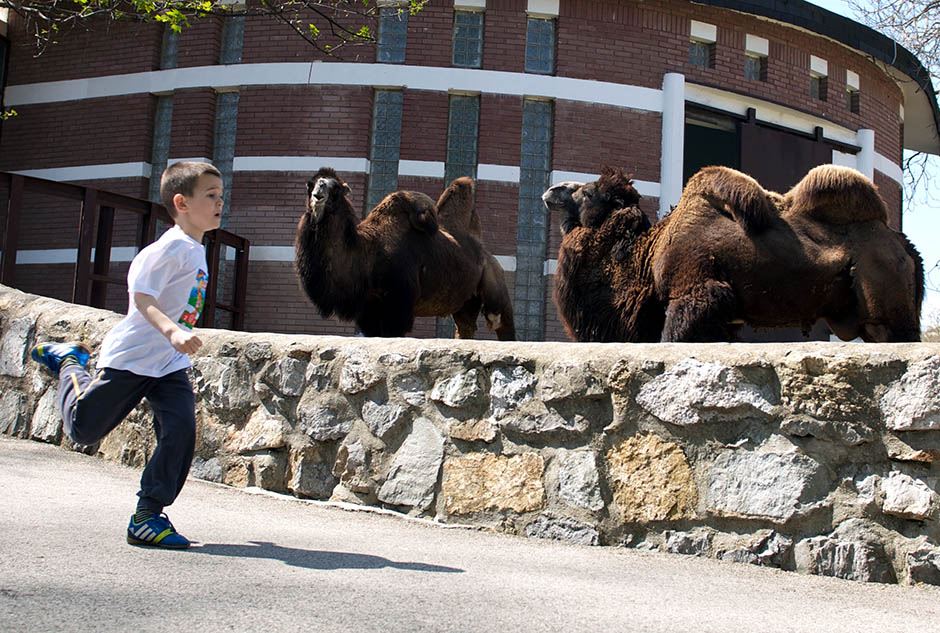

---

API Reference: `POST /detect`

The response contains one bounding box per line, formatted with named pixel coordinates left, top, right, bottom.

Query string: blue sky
left=805, top=0, right=940, bottom=327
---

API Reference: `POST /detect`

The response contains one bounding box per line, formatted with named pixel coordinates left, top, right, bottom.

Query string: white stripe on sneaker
left=134, top=525, right=155, bottom=540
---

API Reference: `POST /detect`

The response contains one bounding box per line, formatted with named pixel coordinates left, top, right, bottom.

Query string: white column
left=856, top=128, right=875, bottom=180
left=660, top=73, right=685, bottom=218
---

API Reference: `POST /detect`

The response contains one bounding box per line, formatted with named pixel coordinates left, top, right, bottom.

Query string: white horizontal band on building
left=6, top=63, right=903, bottom=187
left=6, top=247, right=523, bottom=272
left=5, top=62, right=665, bottom=112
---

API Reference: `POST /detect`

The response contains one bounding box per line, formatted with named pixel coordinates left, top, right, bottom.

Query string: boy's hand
left=134, top=293, right=205, bottom=355
left=170, top=330, right=203, bottom=355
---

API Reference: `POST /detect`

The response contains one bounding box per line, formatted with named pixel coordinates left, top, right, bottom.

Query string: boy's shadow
left=192, top=541, right=464, bottom=573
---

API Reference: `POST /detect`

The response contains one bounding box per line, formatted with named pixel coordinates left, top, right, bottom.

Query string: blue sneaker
left=126, top=513, right=191, bottom=550
left=30, top=342, right=90, bottom=375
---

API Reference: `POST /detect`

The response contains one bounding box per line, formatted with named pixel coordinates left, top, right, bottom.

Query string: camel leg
left=479, top=254, right=516, bottom=341
left=355, top=308, right=384, bottom=337
left=356, top=290, right=417, bottom=337
left=661, top=280, right=736, bottom=342
left=453, top=297, right=481, bottom=339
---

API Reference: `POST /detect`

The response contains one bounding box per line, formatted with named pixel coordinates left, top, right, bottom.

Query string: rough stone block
left=607, top=434, right=697, bottom=523
left=0, top=391, right=26, bottom=436
left=705, top=449, right=827, bottom=522
left=297, top=393, right=353, bottom=441
left=339, top=353, right=382, bottom=394
left=289, top=446, right=337, bottom=499
left=489, top=365, right=536, bottom=417
left=0, top=317, right=33, bottom=378
left=29, top=388, right=61, bottom=444
left=881, top=471, right=938, bottom=521
left=378, top=418, right=444, bottom=510
left=226, top=406, right=291, bottom=454
left=907, top=545, right=940, bottom=585
left=448, top=419, right=497, bottom=443
left=881, top=357, right=940, bottom=431
left=794, top=519, right=896, bottom=583
left=539, top=360, right=605, bottom=401
left=524, top=514, right=599, bottom=545
left=556, top=449, right=604, bottom=512
left=442, top=452, right=545, bottom=515
left=361, top=400, right=406, bottom=439
left=636, top=359, right=774, bottom=425
left=431, top=369, right=485, bottom=408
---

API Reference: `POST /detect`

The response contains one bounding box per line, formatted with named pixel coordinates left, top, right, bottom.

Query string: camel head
left=573, top=167, right=641, bottom=229
left=542, top=181, right=584, bottom=235
left=306, top=167, right=351, bottom=222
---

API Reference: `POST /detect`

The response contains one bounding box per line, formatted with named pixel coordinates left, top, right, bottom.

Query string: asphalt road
left=2, top=435, right=939, bottom=633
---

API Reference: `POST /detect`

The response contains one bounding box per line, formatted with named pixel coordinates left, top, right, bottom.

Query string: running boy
left=30, top=161, right=224, bottom=549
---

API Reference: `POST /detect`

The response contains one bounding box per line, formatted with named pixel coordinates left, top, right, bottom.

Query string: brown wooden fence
left=0, top=172, right=249, bottom=330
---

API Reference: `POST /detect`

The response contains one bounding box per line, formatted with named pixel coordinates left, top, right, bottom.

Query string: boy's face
left=175, top=174, right=224, bottom=234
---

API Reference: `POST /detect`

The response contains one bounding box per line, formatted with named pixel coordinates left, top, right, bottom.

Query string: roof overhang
left=694, top=0, right=940, bottom=155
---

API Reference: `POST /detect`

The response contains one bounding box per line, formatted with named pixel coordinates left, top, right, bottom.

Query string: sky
left=805, top=0, right=940, bottom=328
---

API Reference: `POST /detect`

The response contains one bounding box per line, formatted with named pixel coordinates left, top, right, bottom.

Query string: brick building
left=1, top=0, right=938, bottom=341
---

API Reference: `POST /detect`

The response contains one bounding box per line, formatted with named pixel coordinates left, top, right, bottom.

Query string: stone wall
left=2, top=284, right=940, bottom=585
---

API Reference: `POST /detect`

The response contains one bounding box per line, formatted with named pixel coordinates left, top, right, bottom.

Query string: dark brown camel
left=435, top=176, right=515, bottom=340
left=295, top=168, right=515, bottom=339
left=543, top=165, right=924, bottom=342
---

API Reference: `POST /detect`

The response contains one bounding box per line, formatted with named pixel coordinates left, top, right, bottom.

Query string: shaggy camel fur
left=543, top=165, right=924, bottom=342
left=295, top=168, right=515, bottom=339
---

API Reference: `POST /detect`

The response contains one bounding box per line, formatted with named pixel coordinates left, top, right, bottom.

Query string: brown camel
left=295, top=168, right=515, bottom=339
left=543, top=165, right=923, bottom=342
left=435, top=176, right=515, bottom=340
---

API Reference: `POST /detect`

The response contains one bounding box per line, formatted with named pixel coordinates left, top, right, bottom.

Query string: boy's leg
left=32, top=342, right=148, bottom=446
left=59, top=365, right=150, bottom=446
left=137, top=369, right=197, bottom=513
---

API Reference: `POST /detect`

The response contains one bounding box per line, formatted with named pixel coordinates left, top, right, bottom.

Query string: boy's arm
left=133, top=292, right=203, bottom=355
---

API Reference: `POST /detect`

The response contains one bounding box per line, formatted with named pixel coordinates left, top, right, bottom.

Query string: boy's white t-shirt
left=97, top=225, right=209, bottom=377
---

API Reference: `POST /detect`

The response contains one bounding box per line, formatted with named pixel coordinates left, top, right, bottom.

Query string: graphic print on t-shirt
left=178, top=269, right=208, bottom=330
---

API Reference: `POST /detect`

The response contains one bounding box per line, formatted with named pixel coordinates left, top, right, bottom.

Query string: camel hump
left=786, top=165, right=887, bottom=224
left=436, top=177, right=481, bottom=237
left=370, top=191, right=440, bottom=234
left=688, top=166, right=774, bottom=233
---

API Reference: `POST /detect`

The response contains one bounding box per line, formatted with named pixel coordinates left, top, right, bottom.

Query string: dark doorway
left=740, top=121, right=833, bottom=193
left=684, top=109, right=741, bottom=184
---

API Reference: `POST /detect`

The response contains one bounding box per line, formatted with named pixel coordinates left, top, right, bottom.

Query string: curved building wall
left=0, top=0, right=908, bottom=340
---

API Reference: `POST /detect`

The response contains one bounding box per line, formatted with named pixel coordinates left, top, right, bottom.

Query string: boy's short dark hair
left=160, top=161, right=223, bottom=217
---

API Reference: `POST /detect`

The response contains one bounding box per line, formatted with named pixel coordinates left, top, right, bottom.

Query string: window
left=525, top=18, right=555, bottom=74
left=810, top=75, right=828, bottom=101
left=689, top=20, right=716, bottom=70
left=445, top=95, right=480, bottom=184
left=453, top=11, right=484, bottom=68
left=846, top=70, right=860, bottom=114
left=367, top=90, right=404, bottom=209
left=744, top=54, right=766, bottom=81
left=744, top=34, right=768, bottom=81
left=689, top=41, right=715, bottom=69
left=513, top=98, right=554, bottom=340
left=810, top=55, right=828, bottom=101
left=377, top=6, right=408, bottom=64
left=846, top=88, right=860, bottom=113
